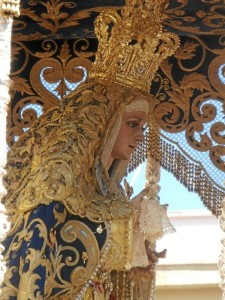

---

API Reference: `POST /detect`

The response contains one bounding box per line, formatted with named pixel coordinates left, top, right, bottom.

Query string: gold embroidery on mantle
left=60, top=220, right=100, bottom=286
left=1, top=205, right=111, bottom=299
left=4, top=81, right=141, bottom=232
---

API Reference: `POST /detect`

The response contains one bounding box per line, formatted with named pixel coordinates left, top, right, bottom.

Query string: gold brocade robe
left=1, top=81, right=156, bottom=299
left=1, top=200, right=154, bottom=300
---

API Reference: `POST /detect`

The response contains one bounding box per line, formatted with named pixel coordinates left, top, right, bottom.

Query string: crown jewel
left=90, top=0, right=180, bottom=92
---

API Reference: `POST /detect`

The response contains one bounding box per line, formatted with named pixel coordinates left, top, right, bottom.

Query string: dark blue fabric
left=2, top=201, right=107, bottom=299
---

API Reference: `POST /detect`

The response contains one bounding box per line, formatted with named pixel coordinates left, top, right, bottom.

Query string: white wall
left=155, top=210, right=223, bottom=300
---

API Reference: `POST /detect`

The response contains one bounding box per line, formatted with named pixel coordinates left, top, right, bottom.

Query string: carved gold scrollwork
left=191, top=92, right=217, bottom=123
left=9, top=39, right=93, bottom=145
left=208, top=55, right=225, bottom=94
left=210, top=145, right=225, bottom=172
left=21, top=0, right=76, bottom=35
left=12, top=96, right=44, bottom=128
left=30, top=41, right=92, bottom=101
left=154, top=101, right=188, bottom=133
left=154, top=71, right=214, bottom=134
left=184, top=92, right=220, bottom=151
left=166, top=1, right=225, bottom=35
left=11, top=40, right=58, bottom=76
left=186, top=121, right=212, bottom=151
left=211, top=122, right=225, bottom=144
left=176, top=36, right=207, bottom=72
left=73, top=39, right=95, bottom=58
left=200, top=2, right=225, bottom=30
left=30, top=58, right=63, bottom=104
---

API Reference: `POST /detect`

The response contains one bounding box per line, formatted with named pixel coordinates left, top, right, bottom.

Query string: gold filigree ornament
left=89, top=0, right=180, bottom=93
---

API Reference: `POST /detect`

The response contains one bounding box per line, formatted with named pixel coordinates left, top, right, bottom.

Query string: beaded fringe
left=149, top=127, right=223, bottom=217
left=128, top=125, right=223, bottom=217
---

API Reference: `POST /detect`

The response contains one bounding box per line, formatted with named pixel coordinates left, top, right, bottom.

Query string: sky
left=159, top=168, right=205, bottom=211
left=127, top=162, right=206, bottom=211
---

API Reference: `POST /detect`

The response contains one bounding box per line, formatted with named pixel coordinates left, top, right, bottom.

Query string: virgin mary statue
left=0, top=0, right=179, bottom=299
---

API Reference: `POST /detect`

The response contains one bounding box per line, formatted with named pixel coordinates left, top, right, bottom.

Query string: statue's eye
left=128, top=121, right=139, bottom=128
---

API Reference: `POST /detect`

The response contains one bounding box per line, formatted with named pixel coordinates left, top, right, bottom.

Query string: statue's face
left=110, top=110, right=147, bottom=163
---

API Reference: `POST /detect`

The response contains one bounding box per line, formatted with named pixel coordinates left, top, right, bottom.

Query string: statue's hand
left=145, top=240, right=167, bottom=264
left=130, top=186, right=150, bottom=212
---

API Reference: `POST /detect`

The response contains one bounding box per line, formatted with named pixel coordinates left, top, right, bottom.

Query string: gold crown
left=89, top=0, right=180, bottom=93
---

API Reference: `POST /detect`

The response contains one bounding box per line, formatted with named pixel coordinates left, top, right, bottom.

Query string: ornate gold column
left=0, top=0, right=20, bottom=286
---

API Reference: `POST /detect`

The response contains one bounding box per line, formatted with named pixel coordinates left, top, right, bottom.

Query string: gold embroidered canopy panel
left=8, top=0, right=225, bottom=216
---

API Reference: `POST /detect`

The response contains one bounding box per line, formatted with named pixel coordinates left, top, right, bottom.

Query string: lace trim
left=139, top=197, right=175, bottom=243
